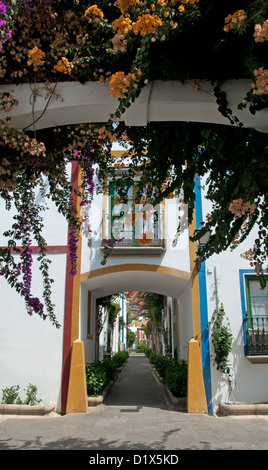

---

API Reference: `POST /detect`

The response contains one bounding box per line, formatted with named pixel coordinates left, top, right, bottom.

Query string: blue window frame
left=240, top=270, right=268, bottom=356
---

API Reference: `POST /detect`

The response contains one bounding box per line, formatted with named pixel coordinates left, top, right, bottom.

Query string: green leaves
left=108, top=118, right=268, bottom=286
left=85, top=353, right=128, bottom=396
left=148, top=352, right=187, bottom=398
left=209, top=304, right=233, bottom=376
left=98, top=295, right=121, bottom=326
left=1, top=383, right=41, bottom=405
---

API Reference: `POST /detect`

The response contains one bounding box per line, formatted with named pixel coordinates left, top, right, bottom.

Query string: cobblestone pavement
left=0, top=355, right=268, bottom=452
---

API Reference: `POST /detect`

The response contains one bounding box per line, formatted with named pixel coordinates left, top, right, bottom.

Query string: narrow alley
left=103, top=354, right=172, bottom=409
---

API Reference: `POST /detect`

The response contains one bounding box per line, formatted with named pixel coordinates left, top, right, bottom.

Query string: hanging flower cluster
left=229, top=199, right=257, bottom=218
left=223, top=10, right=247, bottom=33
left=112, top=15, right=133, bottom=34
left=0, top=118, right=46, bottom=192
left=254, top=19, right=268, bottom=42
left=252, top=67, right=268, bottom=95
left=0, top=83, right=118, bottom=323
left=68, top=229, right=80, bottom=276
left=241, top=247, right=266, bottom=278
left=79, top=149, right=95, bottom=240
left=0, top=0, right=16, bottom=51
left=20, top=246, right=33, bottom=296
left=132, top=14, right=163, bottom=36
left=109, top=71, right=136, bottom=97
left=251, top=20, right=268, bottom=95
left=115, top=0, right=140, bottom=15
left=54, top=57, right=72, bottom=74
left=27, top=46, right=45, bottom=71
left=0, top=173, right=56, bottom=323
left=85, top=4, right=104, bottom=19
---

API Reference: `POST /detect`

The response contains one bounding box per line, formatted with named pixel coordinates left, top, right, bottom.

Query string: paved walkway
left=0, top=355, right=268, bottom=451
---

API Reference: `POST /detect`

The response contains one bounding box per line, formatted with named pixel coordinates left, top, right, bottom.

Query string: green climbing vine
left=209, top=303, right=235, bottom=395
left=98, top=295, right=121, bottom=327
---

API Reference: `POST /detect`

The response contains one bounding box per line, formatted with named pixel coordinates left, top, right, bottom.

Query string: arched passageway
left=80, top=264, right=193, bottom=366
left=66, top=263, right=208, bottom=415
left=80, top=265, right=192, bottom=411
left=80, top=263, right=191, bottom=299
left=80, top=264, right=193, bottom=363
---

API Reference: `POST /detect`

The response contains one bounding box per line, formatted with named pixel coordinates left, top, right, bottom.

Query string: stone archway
left=64, top=261, right=208, bottom=415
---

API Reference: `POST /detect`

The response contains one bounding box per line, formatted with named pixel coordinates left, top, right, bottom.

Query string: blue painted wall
left=194, top=177, right=213, bottom=415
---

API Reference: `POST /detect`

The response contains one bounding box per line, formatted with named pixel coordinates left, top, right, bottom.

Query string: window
left=244, top=275, right=268, bottom=356
left=102, top=180, right=165, bottom=254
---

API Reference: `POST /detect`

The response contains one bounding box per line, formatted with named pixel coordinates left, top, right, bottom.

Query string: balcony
left=244, top=315, right=268, bottom=363
left=101, top=206, right=166, bottom=256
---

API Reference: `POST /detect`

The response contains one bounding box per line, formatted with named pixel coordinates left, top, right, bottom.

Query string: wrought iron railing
left=101, top=209, right=166, bottom=249
left=102, top=238, right=165, bottom=248
left=244, top=315, right=268, bottom=356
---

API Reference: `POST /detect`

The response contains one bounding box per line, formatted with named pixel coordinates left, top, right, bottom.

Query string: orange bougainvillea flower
left=54, top=57, right=71, bottom=74
left=112, top=15, right=132, bottom=34
left=27, top=47, right=45, bottom=71
left=224, top=9, right=247, bottom=33
left=115, top=0, right=140, bottom=15
left=229, top=198, right=257, bottom=217
left=85, top=5, right=104, bottom=18
left=251, top=67, right=268, bottom=95
left=254, top=20, right=268, bottom=43
left=109, top=71, right=135, bottom=98
left=111, top=32, right=128, bottom=52
left=132, top=14, right=163, bottom=36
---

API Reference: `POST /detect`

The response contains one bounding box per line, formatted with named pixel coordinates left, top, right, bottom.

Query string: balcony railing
left=101, top=208, right=166, bottom=255
left=244, top=315, right=268, bottom=356
left=106, top=238, right=165, bottom=248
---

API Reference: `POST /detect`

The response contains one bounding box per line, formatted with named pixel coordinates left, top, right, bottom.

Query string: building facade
left=1, top=158, right=267, bottom=415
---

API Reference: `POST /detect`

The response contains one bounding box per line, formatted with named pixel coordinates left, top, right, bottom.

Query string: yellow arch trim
left=80, top=263, right=191, bottom=282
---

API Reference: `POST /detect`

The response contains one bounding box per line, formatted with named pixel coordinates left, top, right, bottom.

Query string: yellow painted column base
left=66, top=339, right=88, bottom=414
left=187, top=338, right=208, bottom=414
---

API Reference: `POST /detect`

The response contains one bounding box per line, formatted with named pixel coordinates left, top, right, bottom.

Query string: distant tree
left=127, top=329, right=136, bottom=349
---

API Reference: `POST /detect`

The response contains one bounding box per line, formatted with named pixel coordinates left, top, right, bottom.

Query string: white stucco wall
left=0, top=252, right=66, bottom=410
left=0, top=174, right=70, bottom=409
left=201, top=183, right=268, bottom=411
left=81, top=284, right=96, bottom=364
left=177, top=286, right=193, bottom=362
